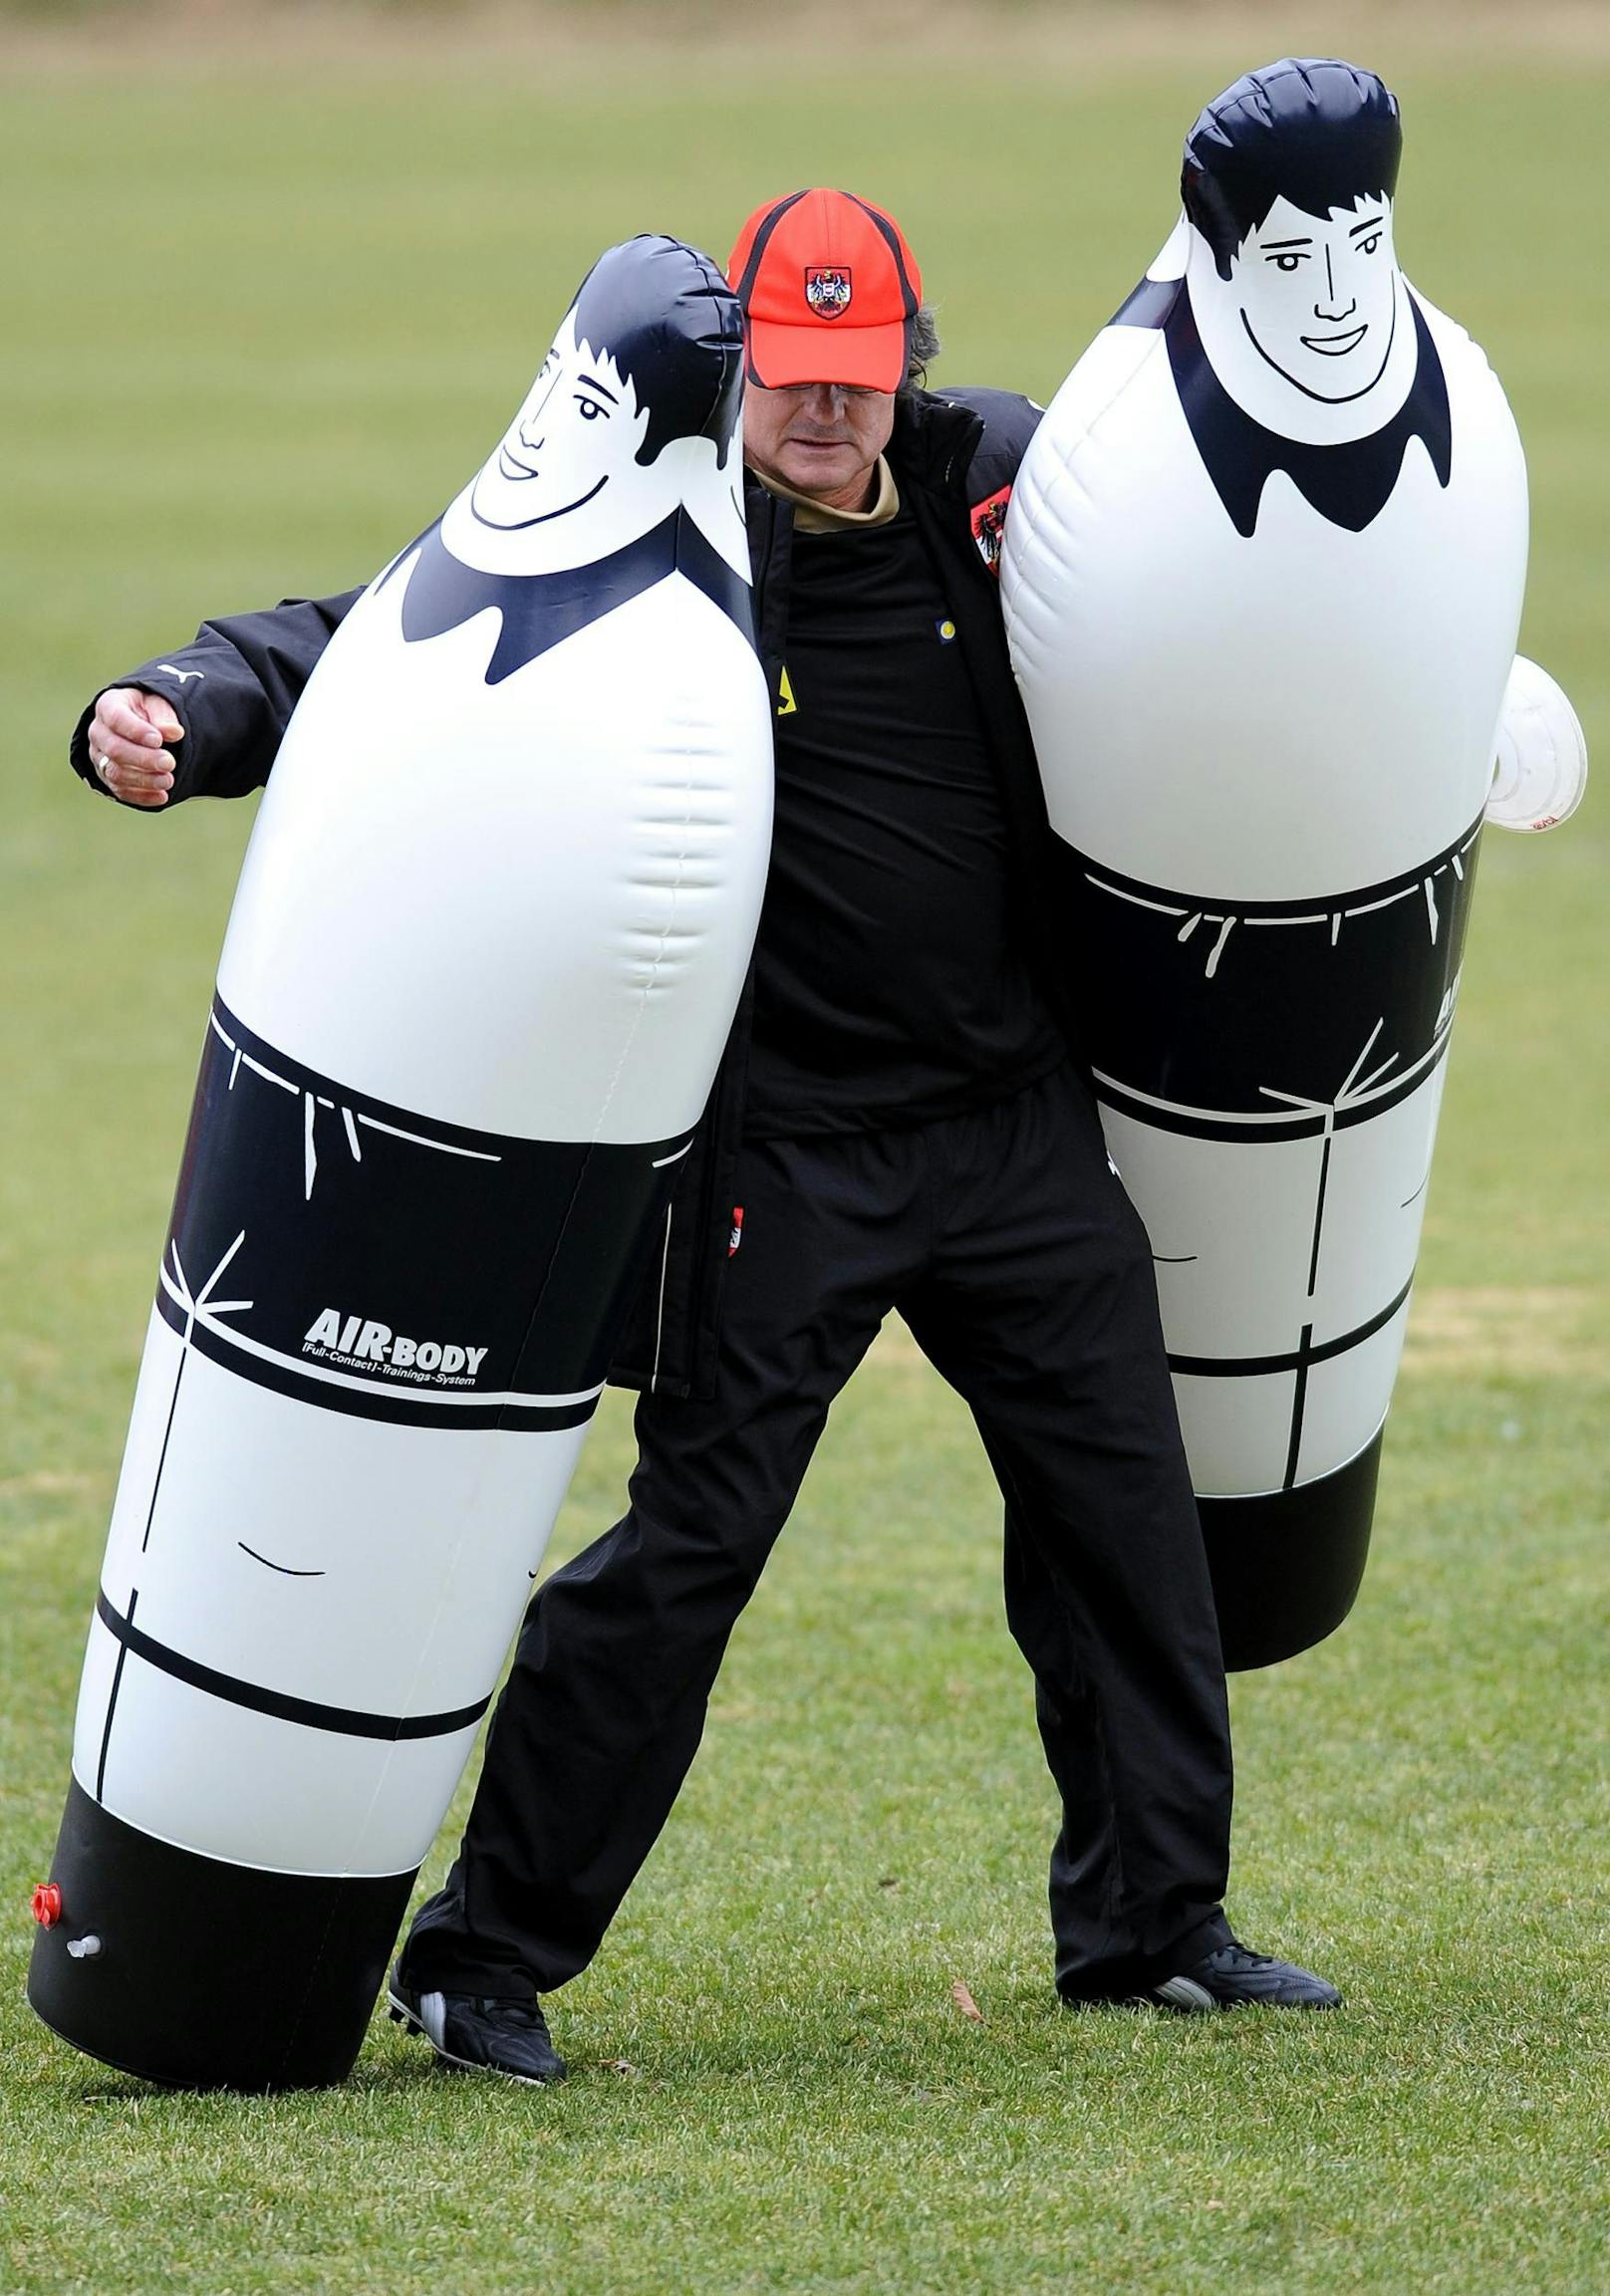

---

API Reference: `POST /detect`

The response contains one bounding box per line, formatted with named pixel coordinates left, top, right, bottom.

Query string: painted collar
left=1117, top=275, right=1452, bottom=538
left=378, top=509, right=753, bottom=685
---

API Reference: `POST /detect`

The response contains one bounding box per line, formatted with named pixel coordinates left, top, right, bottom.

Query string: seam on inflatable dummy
left=1014, top=326, right=1172, bottom=570
left=591, top=753, right=700, bottom=1142
left=475, top=764, right=702, bottom=1427
left=620, top=742, right=700, bottom=1402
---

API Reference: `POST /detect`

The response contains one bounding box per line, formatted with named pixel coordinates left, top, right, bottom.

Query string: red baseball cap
left=727, top=187, right=923, bottom=392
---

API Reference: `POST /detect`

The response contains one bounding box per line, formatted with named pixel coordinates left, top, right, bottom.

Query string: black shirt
left=743, top=498, right=1063, bottom=1138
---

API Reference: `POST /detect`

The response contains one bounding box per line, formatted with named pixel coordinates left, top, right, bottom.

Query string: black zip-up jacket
left=71, top=384, right=1078, bottom=1401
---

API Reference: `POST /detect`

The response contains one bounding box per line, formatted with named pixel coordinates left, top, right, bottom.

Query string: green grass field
left=2, top=13, right=1606, bottom=2292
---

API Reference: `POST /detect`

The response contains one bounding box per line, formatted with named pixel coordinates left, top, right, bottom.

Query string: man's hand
left=88, top=687, right=183, bottom=808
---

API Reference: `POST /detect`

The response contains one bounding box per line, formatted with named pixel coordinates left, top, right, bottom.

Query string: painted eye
left=1359, top=233, right=1382, bottom=256
left=575, top=396, right=607, bottom=420
left=1270, top=253, right=1304, bottom=273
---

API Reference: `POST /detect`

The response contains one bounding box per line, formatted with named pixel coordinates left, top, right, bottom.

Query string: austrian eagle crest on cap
left=804, top=266, right=852, bottom=320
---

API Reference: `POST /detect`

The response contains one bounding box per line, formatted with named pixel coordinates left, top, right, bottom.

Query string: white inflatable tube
left=31, top=236, right=773, bottom=2087
left=1003, top=61, right=1532, bottom=1666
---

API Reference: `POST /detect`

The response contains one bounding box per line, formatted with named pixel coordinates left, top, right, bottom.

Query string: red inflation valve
left=31, top=1883, right=63, bottom=1927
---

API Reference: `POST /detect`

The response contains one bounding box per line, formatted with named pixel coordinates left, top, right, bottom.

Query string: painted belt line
left=1095, top=1028, right=1450, bottom=1143
left=94, top=1589, right=492, bottom=1743
left=1166, top=1271, right=1416, bottom=1379
left=1073, top=810, right=1483, bottom=940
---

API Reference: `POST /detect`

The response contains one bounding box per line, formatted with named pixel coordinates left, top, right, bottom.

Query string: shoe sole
left=386, top=1989, right=566, bottom=2086
left=1135, top=1984, right=1343, bottom=2012
left=1147, top=1974, right=1219, bottom=2012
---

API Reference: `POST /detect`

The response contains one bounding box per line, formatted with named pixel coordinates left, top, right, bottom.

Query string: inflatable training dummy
left=30, top=236, right=773, bottom=2088
left=1004, top=61, right=1584, bottom=1668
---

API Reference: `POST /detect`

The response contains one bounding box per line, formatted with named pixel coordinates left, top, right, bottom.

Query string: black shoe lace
left=1214, top=1941, right=1277, bottom=1972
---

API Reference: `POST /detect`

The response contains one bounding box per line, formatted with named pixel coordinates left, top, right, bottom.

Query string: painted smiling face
left=1220, top=193, right=1397, bottom=401
left=1187, top=189, right=1416, bottom=444
left=1179, top=61, right=1419, bottom=444
left=434, top=236, right=750, bottom=584
left=452, top=309, right=679, bottom=571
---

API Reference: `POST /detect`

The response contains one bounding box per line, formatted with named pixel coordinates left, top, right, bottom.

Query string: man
left=77, top=188, right=1339, bottom=2085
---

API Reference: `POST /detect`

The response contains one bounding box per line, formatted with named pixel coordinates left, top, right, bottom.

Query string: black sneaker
left=387, top=1966, right=568, bottom=2084
left=1139, top=1938, right=1342, bottom=2012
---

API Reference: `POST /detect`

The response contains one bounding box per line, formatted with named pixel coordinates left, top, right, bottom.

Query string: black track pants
left=401, top=1064, right=1233, bottom=2004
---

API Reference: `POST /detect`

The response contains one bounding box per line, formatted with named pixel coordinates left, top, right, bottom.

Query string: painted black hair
left=1182, top=59, right=1402, bottom=281
left=567, top=234, right=744, bottom=465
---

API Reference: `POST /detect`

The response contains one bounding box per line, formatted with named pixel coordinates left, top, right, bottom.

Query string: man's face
left=468, top=312, right=652, bottom=534
left=742, top=381, right=897, bottom=512
left=1215, top=193, right=1400, bottom=405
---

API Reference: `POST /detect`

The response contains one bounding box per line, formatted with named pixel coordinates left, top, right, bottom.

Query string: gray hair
left=902, top=302, right=941, bottom=394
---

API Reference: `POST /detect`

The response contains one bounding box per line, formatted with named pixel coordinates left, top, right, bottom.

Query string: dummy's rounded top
left=566, top=234, right=745, bottom=463
left=1182, top=59, right=1402, bottom=280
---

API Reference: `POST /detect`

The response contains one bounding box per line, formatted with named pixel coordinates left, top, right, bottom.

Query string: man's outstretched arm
left=71, top=591, right=363, bottom=811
